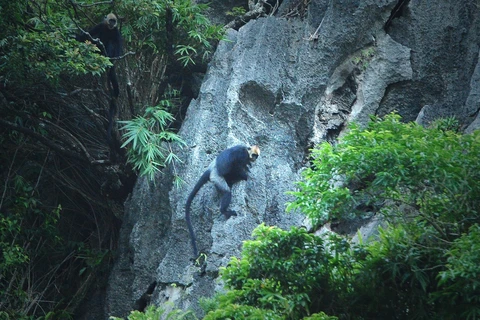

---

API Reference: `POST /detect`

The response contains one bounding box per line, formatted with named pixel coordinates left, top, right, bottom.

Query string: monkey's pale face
left=105, top=13, right=117, bottom=30
left=249, top=145, right=260, bottom=162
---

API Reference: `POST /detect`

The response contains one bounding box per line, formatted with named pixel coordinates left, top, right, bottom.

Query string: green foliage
left=302, top=313, right=338, bottom=320
left=284, top=113, right=480, bottom=318
left=429, top=116, right=460, bottom=132
left=349, top=223, right=436, bottom=318
left=0, top=176, right=66, bottom=319
left=120, top=93, right=186, bottom=181
left=0, top=0, right=221, bottom=318
left=1, top=0, right=224, bottom=86
left=175, top=45, right=197, bottom=67
left=205, top=224, right=342, bottom=319
left=199, top=296, right=220, bottom=315
left=1, top=30, right=109, bottom=84
left=436, top=224, right=480, bottom=319
left=226, top=7, right=247, bottom=18
left=204, top=304, right=283, bottom=320
left=119, top=0, right=224, bottom=64
left=351, top=47, right=376, bottom=70
left=116, top=0, right=222, bottom=180
left=287, top=113, right=480, bottom=231
left=0, top=2, right=110, bottom=87
left=110, top=304, right=194, bottom=320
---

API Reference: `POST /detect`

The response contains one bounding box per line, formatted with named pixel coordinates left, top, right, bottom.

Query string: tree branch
left=110, top=51, right=136, bottom=61
left=39, top=118, right=95, bottom=163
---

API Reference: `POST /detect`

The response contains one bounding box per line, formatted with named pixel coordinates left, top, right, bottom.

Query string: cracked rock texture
left=79, top=0, right=480, bottom=319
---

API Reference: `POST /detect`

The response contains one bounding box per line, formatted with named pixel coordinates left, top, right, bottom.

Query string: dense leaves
left=0, top=1, right=110, bottom=87
left=287, top=113, right=480, bottom=230
left=203, top=225, right=340, bottom=319
left=0, top=175, right=67, bottom=319
left=435, top=224, right=480, bottom=318
left=110, top=304, right=194, bottom=320
left=119, top=0, right=223, bottom=62
left=120, top=93, right=186, bottom=182
left=1, top=30, right=109, bottom=85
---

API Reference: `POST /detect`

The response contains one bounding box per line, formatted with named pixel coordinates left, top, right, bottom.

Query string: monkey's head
left=248, top=145, right=260, bottom=162
left=105, top=13, right=118, bottom=30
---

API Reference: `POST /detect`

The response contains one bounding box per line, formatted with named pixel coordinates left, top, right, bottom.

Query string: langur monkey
left=76, top=13, right=123, bottom=142
left=185, top=145, right=260, bottom=257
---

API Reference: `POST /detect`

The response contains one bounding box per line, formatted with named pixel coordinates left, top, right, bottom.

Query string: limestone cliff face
left=99, top=0, right=480, bottom=318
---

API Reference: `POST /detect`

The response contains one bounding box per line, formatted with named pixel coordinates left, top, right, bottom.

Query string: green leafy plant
left=204, top=304, right=283, bottom=320
left=0, top=175, right=68, bottom=319
left=175, top=45, right=197, bottom=67
left=435, top=224, right=480, bottom=319
left=226, top=6, right=247, bottom=18
left=204, top=224, right=341, bottom=320
left=287, top=113, right=480, bottom=231
left=285, top=113, right=480, bottom=318
left=119, top=0, right=224, bottom=64
left=302, top=313, right=338, bottom=320
left=110, top=304, right=194, bottom=320
left=120, top=94, right=186, bottom=181
left=0, top=5, right=110, bottom=87
left=429, top=115, right=460, bottom=132
left=351, top=46, right=376, bottom=70
left=199, top=296, right=218, bottom=315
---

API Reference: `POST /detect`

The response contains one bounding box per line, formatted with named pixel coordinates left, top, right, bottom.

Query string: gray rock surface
left=387, top=1, right=480, bottom=125
left=465, top=51, right=480, bottom=133
left=99, top=1, right=480, bottom=319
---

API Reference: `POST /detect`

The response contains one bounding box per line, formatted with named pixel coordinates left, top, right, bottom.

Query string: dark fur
left=76, top=14, right=123, bottom=59
left=185, top=145, right=257, bottom=257
left=76, top=14, right=123, bottom=143
left=76, top=14, right=122, bottom=98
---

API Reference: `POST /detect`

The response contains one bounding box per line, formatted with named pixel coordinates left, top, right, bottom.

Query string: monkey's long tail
left=185, top=170, right=210, bottom=258
left=108, top=66, right=119, bottom=98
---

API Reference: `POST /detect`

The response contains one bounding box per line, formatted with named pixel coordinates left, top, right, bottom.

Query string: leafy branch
left=120, top=103, right=186, bottom=181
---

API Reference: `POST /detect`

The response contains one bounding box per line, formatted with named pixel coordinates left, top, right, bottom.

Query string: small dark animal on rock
left=185, top=145, right=260, bottom=257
